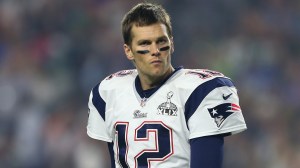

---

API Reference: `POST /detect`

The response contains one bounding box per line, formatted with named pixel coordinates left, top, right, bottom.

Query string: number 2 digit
left=115, top=121, right=174, bottom=168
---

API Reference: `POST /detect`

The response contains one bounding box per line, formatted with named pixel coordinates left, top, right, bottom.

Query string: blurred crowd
left=0, top=0, right=299, bottom=168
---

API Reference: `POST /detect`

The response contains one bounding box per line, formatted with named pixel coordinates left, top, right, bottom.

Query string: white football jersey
left=87, top=68, right=246, bottom=168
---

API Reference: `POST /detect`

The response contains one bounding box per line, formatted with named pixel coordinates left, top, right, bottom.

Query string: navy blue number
left=134, top=122, right=173, bottom=168
left=115, top=122, right=129, bottom=168
left=186, top=69, right=224, bottom=79
left=115, top=121, right=173, bottom=168
left=203, top=69, right=224, bottom=76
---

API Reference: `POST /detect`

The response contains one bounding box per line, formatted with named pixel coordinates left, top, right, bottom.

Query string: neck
left=139, top=67, right=174, bottom=90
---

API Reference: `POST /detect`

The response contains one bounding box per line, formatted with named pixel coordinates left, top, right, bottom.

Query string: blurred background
left=0, top=0, right=300, bottom=167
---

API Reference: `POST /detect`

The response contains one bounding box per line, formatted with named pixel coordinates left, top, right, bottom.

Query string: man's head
left=121, top=3, right=175, bottom=88
left=121, top=3, right=172, bottom=46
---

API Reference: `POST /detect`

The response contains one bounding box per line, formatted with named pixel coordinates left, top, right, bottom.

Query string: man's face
left=124, top=23, right=174, bottom=80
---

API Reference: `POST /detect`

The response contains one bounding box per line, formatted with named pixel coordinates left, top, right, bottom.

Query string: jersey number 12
left=115, top=121, right=174, bottom=168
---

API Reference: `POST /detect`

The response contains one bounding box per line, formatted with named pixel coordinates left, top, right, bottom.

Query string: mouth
left=151, top=60, right=162, bottom=64
left=151, top=61, right=162, bottom=66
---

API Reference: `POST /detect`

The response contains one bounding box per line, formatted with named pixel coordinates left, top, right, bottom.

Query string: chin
left=151, top=69, right=166, bottom=77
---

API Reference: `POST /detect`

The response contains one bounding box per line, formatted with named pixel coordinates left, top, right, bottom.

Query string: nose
left=150, top=44, right=160, bottom=57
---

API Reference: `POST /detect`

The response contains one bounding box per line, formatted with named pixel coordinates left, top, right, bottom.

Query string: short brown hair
left=121, top=3, right=172, bottom=45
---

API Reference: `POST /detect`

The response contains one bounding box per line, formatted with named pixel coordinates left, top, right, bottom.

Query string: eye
left=138, top=41, right=151, bottom=46
left=157, top=38, right=167, bottom=45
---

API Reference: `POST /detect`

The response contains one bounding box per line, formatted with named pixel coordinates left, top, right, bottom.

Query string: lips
left=151, top=60, right=162, bottom=64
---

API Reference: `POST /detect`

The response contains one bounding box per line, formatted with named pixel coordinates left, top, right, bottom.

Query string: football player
left=87, top=3, right=246, bottom=168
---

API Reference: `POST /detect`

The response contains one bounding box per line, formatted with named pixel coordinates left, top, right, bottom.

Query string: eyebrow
left=156, top=36, right=168, bottom=41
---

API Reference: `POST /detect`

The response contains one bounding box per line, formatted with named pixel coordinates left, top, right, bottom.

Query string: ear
left=124, top=44, right=134, bottom=60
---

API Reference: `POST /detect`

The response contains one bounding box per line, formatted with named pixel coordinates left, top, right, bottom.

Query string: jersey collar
left=135, top=66, right=183, bottom=99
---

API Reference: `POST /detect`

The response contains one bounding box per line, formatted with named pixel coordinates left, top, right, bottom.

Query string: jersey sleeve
left=87, top=83, right=112, bottom=142
left=186, top=77, right=247, bottom=139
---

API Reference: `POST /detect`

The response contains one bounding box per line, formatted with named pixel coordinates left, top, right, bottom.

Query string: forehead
left=131, top=23, right=169, bottom=42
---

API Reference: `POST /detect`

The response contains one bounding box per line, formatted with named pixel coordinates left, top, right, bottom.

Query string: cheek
left=164, top=52, right=172, bottom=61
left=134, top=56, right=147, bottom=66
